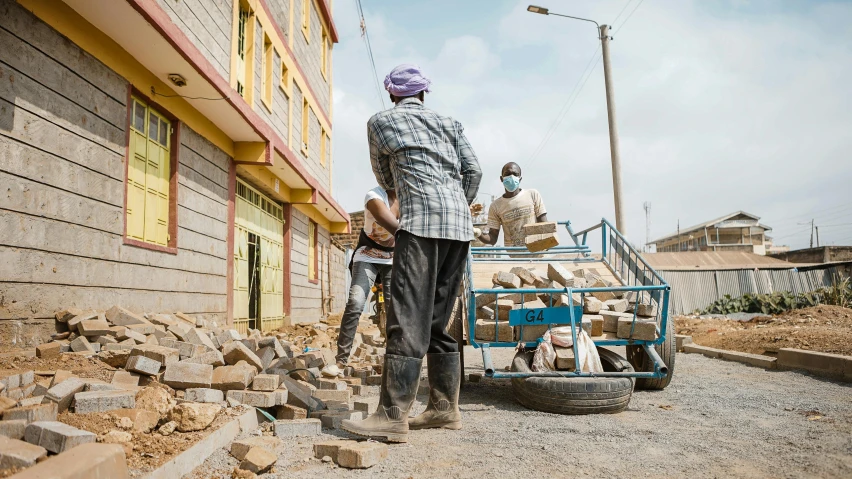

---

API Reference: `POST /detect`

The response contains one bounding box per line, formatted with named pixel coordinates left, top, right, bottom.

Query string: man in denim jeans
left=321, top=186, right=399, bottom=378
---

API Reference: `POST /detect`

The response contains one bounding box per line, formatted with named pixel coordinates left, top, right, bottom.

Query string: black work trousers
left=386, top=230, right=470, bottom=359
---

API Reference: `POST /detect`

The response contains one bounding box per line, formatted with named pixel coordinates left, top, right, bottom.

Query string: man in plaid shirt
left=343, top=64, right=482, bottom=443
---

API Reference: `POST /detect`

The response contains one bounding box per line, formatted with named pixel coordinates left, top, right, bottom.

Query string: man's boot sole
left=341, top=423, right=408, bottom=443
left=408, top=421, right=462, bottom=431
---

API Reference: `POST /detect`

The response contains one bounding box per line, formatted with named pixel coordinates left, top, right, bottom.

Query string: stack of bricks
left=523, top=222, right=560, bottom=253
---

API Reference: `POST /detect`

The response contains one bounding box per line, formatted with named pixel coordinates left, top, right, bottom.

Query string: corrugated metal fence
left=659, top=264, right=846, bottom=315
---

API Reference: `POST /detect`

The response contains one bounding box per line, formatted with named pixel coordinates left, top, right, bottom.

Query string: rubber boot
left=341, top=354, right=421, bottom=443
left=408, top=352, right=462, bottom=430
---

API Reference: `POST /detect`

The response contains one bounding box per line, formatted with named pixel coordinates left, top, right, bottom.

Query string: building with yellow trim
left=0, top=0, right=349, bottom=331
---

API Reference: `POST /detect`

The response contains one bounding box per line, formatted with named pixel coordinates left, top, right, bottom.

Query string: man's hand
left=470, top=203, right=484, bottom=216
left=473, top=227, right=482, bottom=238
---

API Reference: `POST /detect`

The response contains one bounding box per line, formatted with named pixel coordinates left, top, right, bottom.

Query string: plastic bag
left=531, top=326, right=603, bottom=373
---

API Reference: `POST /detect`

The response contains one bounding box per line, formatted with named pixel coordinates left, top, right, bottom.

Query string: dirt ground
left=676, top=305, right=852, bottom=356
left=191, top=346, right=852, bottom=479
left=0, top=353, right=116, bottom=383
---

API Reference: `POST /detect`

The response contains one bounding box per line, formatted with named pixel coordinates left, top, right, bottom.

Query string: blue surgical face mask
left=502, top=175, right=521, bottom=193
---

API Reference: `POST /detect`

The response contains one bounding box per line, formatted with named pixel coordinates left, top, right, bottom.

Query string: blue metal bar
left=472, top=245, right=590, bottom=252
left=567, top=288, right=580, bottom=372
left=471, top=286, right=667, bottom=294
left=473, top=257, right=599, bottom=263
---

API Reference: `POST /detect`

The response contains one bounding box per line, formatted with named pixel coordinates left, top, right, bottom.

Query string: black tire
left=626, top=316, right=676, bottom=390
left=510, top=348, right=635, bottom=415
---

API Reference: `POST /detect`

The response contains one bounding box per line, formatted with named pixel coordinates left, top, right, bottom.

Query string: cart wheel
left=626, top=317, right=676, bottom=390
left=510, top=348, right=634, bottom=415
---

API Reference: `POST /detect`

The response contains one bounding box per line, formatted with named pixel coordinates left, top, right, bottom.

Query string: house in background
left=0, top=0, right=348, bottom=332
left=649, top=211, right=773, bottom=255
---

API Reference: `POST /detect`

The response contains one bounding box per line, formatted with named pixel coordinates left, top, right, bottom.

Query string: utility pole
left=600, top=24, right=626, bottom=236
left=815, top=226, right=820, bottom=248
left=643, top=202, right=651, bottom=252
left=810, top=219, right=814, bottom=248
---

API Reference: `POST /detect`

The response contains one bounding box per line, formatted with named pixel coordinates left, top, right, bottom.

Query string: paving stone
left=78, top=319, right=111, bottom=337
left=240, top=446, right=277, bottom=473
left=216, top=330, right=241, bottom=346
left=515, top=323, right=550, bottom=341
left=240, top=338, right=259, bottom=353
left=601, top=311, right=633, bottom=332
left=17, top=372, right=33, bottom=388
left=338, top=441, right=389, bottom=468
left=167, top=323, right=192, bottom=342
left=554, top=346, right=576, bottom=370
left=312, top=389, right=350, bottom=403
left=67, top=312, right=98, bottom=333
left=129, top=344, right=180, bottom=366
left=163, top=362, right=213, bottom=389
left=182, top=327, right=217, bottom=351
left=212, top=365, right=256, bottom=391
left=45, top=378, right=87, bottom=412
left=184, top=388, right=224, bottom=403
left=111, top=371, right=141, bottom=389
left=24, top=421, right=96, bottom=454
left=616, top=317, right=657, bottom=341
left=251, top=374, right=279, bottom=391
left=49, top=371, right=74, bottom=388
left=55, top=309, right=83, bottom=323
left=474, top=319, right=513, bottom=342
left=226, top=390, right=281, bottom=408
left=104, top=343, right=135, bottom=352
left=73, top=390, right=135, bottom=414
left=258, top=337, right=286, bottom=358
left=111, top=327, right=147, bottom=344
left=721, top=350, right=778, bottom=369
left=32, top=380, right=50, bottom=398
left=585, top=314, right=604, bottom=336
left=96, top=335, right=118, bottom=346
left=276, top=404, right=307, bottom=420
left=0, top=435, right=47, bottom=469
left=8, top=442, right=128, bottom=479
left=230, top=436, right=281, bottom=461
left=18, top=397, right=43, bottom=408
left=636, top=302, right=658, bottom=317
left=525, top=232, right=560, bottom=252
left=35, top=342, right=61, bottom=359
left=180, top=350, right=225, bottom=367
left=223, top=342, right=264, bottom=372
left=127, top=323, right=156, bottom=335
left=321, top=411, right=363, bottom=429
left=277, top=376, right=323, bottom=411
left=256, top=347, right=276, bottom=371
left=0, top=374, right=20, bottom=392
left=149, top=314, right=178, bottom=328
left=492, top=271, right=522, bottom=289
left=273, top=418, right=321, bottom=437
left=605, top=298, right=629, bottom=313
left=111, top=409, right=160, bottom=433
left=590, top=279, right=616, bottom=301
left=3, top=403, right=57, bottom=423
left=0, top=419, right=27, bottom=440
left=474, top=292, right=499, bottom=309
left=105, top=306, right=148, bottom=326
left=547, top=263, right=575, bottom=287
left=69, top=336, right=95, bottom=353
left=125, top=355, right=162, bottom=376
left=584, top=296, right=603, bottom=313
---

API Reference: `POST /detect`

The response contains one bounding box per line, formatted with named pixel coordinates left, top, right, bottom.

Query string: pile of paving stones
left=0, top=306, right=391, bottom=476
left=475, top=264, right=660, bottom=350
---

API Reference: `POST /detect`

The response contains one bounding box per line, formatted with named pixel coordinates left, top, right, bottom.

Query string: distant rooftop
left=650, top=211, right=773, bottom=244
left=643, top=251, right=803, bottom=270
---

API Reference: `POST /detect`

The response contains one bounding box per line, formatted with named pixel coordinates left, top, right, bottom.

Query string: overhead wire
left=610, top=0, right=635, bottom=27
left=355, top=0, right=386, bottom=110
left=614, top=0, right=645, bottom=34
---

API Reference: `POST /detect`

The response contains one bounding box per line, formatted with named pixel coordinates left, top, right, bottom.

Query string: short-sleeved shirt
left=353, top=187, right=394, bottom=265
left=487, top=189, right=547, bottom=247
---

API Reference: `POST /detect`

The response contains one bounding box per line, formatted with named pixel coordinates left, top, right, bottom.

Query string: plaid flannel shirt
left=368, top=97, right=482, bottom=241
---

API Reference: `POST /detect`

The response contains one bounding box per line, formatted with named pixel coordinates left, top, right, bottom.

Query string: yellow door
left=233, top=180, right=285, bottom=334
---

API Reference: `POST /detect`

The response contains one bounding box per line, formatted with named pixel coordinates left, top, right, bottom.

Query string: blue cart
left=451, top=219, right=675, bottom=414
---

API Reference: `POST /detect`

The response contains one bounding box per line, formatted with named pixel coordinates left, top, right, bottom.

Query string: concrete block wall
left=154, top=0, right=233, bottom=80
left=0, top=1, right=229, bottom=322
left=289, top=209, right=334, bottom=324
left=266, top=0, right=291, bottom=41
left=292, top=0, right=331, bottom=113
left=331, top=211, right=364, bottom=250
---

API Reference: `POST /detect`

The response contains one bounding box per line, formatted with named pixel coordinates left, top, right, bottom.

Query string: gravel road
left=191, top=346, right=852, bottom=478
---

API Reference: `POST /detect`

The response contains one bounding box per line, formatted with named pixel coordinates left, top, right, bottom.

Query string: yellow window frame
left=320, top=28, right=328, bottom=78
left=261, top=34, right=273, bottom=110
left=302, top=0, right=311, bottom=42
left=301, top=97, right=310, bottom=156
left=308, top=220, right=317, bottom=281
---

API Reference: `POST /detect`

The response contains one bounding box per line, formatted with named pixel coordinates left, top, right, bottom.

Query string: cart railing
left=466, top=218, right=671, bottom=380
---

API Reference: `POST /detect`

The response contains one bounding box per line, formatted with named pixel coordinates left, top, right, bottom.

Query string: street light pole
left=599, top=24, right=626, bottom=236
left=527, top=6, right=627, bottom=236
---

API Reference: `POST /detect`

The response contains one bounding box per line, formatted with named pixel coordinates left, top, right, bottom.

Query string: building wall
left=292, top=0, right=331, bottom=114
left=331, top=211, right=364, bottom=249
left=289, top=208, right=331, bottom=324
left=0, top=1, right=230, bottom=321
left=770, top=246, right=852, bottom=264
left=266, top=0, right=290, bottom=40
left=154, top=0, right=232, bottom=80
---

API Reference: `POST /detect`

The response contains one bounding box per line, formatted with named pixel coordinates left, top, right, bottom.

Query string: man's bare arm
left=477, top=228, right=501, bottom=246
left=537, top=213, right=548, bottom=222
left=366, top=198, right=399, bottom=235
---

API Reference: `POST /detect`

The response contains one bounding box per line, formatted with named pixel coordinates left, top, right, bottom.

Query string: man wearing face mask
left=476, top=162, right=548, bottom=248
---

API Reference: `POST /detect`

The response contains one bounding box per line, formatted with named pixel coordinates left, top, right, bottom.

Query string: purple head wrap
left=384, top=64, right=431, bottom=97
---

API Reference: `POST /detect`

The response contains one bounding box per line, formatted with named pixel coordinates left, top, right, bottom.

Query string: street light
left=527, top=5, right=626, bottom=237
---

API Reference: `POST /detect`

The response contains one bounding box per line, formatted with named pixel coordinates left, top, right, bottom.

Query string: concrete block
left=67, top=312, right=98, bottom=333
left=525, top=233, right=559, bottom=252
left=492, top=271, right=522, bottom=289
left=158, top=339, right=202, bottom=359
left=105, top=306, right=148, bottom=326
left=212, top=365, right=256, bottom=391
left=277, top=376, right=323, bottom=411
left=312, top=389, right=350, bottom=403
left=778, top=348, right=852, bottom=380
left=508, top=267, right=538, bottom=286
left=125, top=355, right=162, bottom=376
left=683, top=344, right=725, bottom=358
left=182, top=327, right=217, bottom=351
left=601, top=311, right=632, bottom=333
left=313, top=439, right=353, bottom=462
left=590, top=279, right=616, bottom=302
left=46, top=378, right=87, bottom=412
left=24, top=421, right=96, bottom=454
left=616, top=317, right=657, bottom=341
left=523, top=221, right=558, bottom=236
left=96, top=335, right=118, bottom=346
left=127, top=323, right=156, bottom=335
left=78, top=319, right=111, bottom=337
left=515, top=324, right=550, bottom=342
left=230, top=436, right=282, bottom=461
left=252, top=374, right=279, bottom=391
left=474, top=319, right=513, bottom=342
left=554, top=346, right=575, bottom=370
left=547, top=263, right=574, bottom=287
left=149, top=314, right=178, bottom=328
left=0, top=436, right=47, bottom=469
left=239, top=446, right=277, bottom=473
left=0, top=419, right=27, bottom=440
left=720, top=350, right=777, bottom=369
left=586, top=315, right=604, bottom=336
left=216, top=330, right=241, bottom=345
left=36, top=342, right=61, bottom=359
left=3, top=403, right=57, bottom=423
left=7, top=443, right=128, bottom=479
left=318, top=379, right=346, bottom=391
left=338, top=441, right=389, bottom=469
left=321, top=411, right=363, bottom=429
left=163, top=362, right=213, bottom=389
left=222, top=342, right=264, bottom=372
left=180, top=350, right=225, bottom=367
left=18, top=372, right=33, bottom=388
left=273, top=419, right=321, bottom=437
left=227, top=390, right=280, bottom=408
left=184, top=388, right=224, bottom=404
left=49, top=371, right=74, bottom=388
left=240, top=338, right=259, bottom=353
left=104, top=343, right=134, bottom=352
left=256, top=346, right=276, bottom=371
left=55, top=309, right=83, bottom=323
left=605, top=298, right=629, bottom=313
left=0, top=398, right=14, bottom=413
left=675, top=334, right=693, bottom=351
left=129, top=344, right=180, bottom=366
left=69, top=336, right=95, bottom=353
left=475, top=292, right=498, bottom=309
left=73, top=390, right=135, bottom=414
left=111, top=371, right=140, bottom=389
left=636, top=302, right=658, bottom=317
left=277, top=404, right=307, bottom=420
left=0, top=374, right=19, bottom=392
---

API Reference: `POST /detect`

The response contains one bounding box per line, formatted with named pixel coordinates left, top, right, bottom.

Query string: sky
left=328, top=0, right=852, bottom=251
